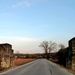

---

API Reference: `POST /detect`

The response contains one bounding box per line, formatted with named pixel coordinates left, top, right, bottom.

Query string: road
left=0, top=59, right=73, bottom=75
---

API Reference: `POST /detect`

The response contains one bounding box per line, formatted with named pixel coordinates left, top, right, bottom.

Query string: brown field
left=14, top=58, right=36, bottom=66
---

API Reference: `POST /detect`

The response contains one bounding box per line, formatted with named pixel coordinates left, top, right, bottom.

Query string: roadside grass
left=0, top=58, right=36, bottom=72
left=49, top=59, right=75, bottom=75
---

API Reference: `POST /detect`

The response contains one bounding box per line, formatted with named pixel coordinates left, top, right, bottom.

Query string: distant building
left=0, top=43, right=14, bottom=68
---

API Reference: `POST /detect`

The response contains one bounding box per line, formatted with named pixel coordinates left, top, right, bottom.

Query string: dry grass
left=14, top=58, right=36, bottom=66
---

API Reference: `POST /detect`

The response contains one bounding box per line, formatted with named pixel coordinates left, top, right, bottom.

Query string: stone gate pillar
left=69, top=37, right=75, bottom=70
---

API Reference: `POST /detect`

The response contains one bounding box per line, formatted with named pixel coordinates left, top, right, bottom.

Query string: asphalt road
left=0, top=59, right=73, bottom=75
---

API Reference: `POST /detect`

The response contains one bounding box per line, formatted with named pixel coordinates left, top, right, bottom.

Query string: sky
left=0, top=0, right=75, bottom=53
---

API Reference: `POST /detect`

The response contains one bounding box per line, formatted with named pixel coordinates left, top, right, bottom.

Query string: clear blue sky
left=0, top=0, right=75, bottom=53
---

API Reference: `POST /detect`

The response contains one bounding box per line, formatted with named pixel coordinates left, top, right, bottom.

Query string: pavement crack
left=49, top=69, right=52, bottom=75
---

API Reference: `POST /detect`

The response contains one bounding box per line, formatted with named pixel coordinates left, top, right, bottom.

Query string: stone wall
left=0, top=43, right=14, bottom=68
left=69, top=37, right=75, bottom=70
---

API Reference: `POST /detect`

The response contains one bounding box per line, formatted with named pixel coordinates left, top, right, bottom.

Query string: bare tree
left=48, top=41, right=57, bottom=53
left=39, top=41, right=57, bottom=59
left=39, top=41, right=49, bottom=54
left=59, top=44, right=65, bottom=49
